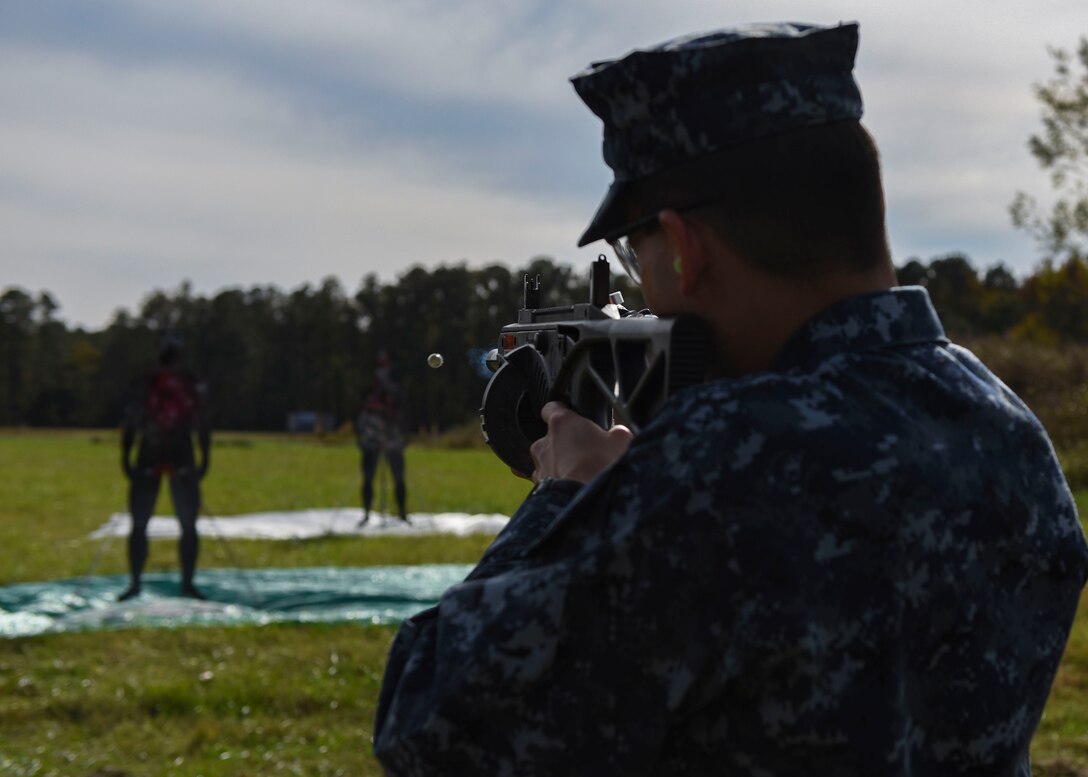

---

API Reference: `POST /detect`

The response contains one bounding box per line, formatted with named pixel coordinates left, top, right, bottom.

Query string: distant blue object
left=0, top=565, right=470, bottom=638
left=286, top=411, right=336, bottom=432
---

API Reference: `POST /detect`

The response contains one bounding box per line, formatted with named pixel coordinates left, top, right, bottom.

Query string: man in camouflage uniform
left=374, top=23, right=1088, bottom=775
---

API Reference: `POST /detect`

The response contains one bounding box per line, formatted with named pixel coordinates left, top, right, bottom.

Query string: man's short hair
left=681, top=120, right=891, bottom=277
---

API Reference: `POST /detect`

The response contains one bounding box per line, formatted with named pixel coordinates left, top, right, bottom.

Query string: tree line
left=1, top=251, right=1087, bottom=433
left=0, top=257, right=642, bottom=432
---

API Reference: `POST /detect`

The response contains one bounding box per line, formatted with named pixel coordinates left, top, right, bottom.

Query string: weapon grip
left=549, top=338, right=618, bottom=433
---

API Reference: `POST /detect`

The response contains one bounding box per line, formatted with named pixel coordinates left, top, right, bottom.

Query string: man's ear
left=658, top=209, right=706, bottom=297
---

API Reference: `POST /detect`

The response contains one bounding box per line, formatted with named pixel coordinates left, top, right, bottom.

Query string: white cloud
left=119, top=0, right=599, bottom=111
left=2, top=0, right=1085, bottom=325
left=0, top=43, right=586, bottom=326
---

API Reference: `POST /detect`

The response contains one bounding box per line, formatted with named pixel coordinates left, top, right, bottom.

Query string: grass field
left=0, top=429, right=529, bottom=585
left=1, top=430, right=1087, bottom=775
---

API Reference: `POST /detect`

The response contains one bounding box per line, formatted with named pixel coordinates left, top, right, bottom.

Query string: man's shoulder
left=623, top=368, right=847, bottom=486
left=646, top=360, right=858, bottom=443
left=655, top=340, right=1025, bottom=434
left=629, top=341, right=1049, bottom=484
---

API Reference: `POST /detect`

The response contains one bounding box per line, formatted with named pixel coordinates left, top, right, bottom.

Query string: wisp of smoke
left=467, top=347, right=493, bottom=379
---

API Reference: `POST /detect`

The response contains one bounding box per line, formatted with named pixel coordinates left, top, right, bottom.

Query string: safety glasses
left=608, top=237, right=642, bottom=285
left=607, top=212, right=662, bottom=285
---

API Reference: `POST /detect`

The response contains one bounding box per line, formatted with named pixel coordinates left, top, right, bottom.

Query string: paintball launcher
left=479, top=255, right=709, bottom=475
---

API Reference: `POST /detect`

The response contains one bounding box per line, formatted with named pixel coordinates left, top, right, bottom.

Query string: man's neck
left=705, top=262, right=897, bottom=378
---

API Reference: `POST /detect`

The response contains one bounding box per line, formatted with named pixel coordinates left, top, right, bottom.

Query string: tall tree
left=979, top=264, right=1025, bottom=334
left=1010, top=37, right=1088, bottom=262
left=925, top=254, right=984, bottom=335
left=26, top=293, right=74, bottom=425
left=1015, top=257, right=1088, bottom=344
left=0, top=289, right=37, bottom=424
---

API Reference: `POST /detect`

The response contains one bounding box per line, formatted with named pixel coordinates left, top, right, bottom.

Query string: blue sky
left=0, top=0, right=1083, bottom=328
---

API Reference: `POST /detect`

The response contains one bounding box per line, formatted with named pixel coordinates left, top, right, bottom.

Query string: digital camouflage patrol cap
left=571, top=22, right=863, bottom=247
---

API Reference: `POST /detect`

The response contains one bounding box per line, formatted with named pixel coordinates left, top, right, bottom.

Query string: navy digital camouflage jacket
left=374, top=288, right=1088, bottom=776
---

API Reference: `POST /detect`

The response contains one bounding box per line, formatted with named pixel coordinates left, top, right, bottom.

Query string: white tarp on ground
left=90, top=509, right=510, bottom=540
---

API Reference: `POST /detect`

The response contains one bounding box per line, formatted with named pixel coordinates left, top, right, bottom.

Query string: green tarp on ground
left=0, top=565, right=471, bottom=638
